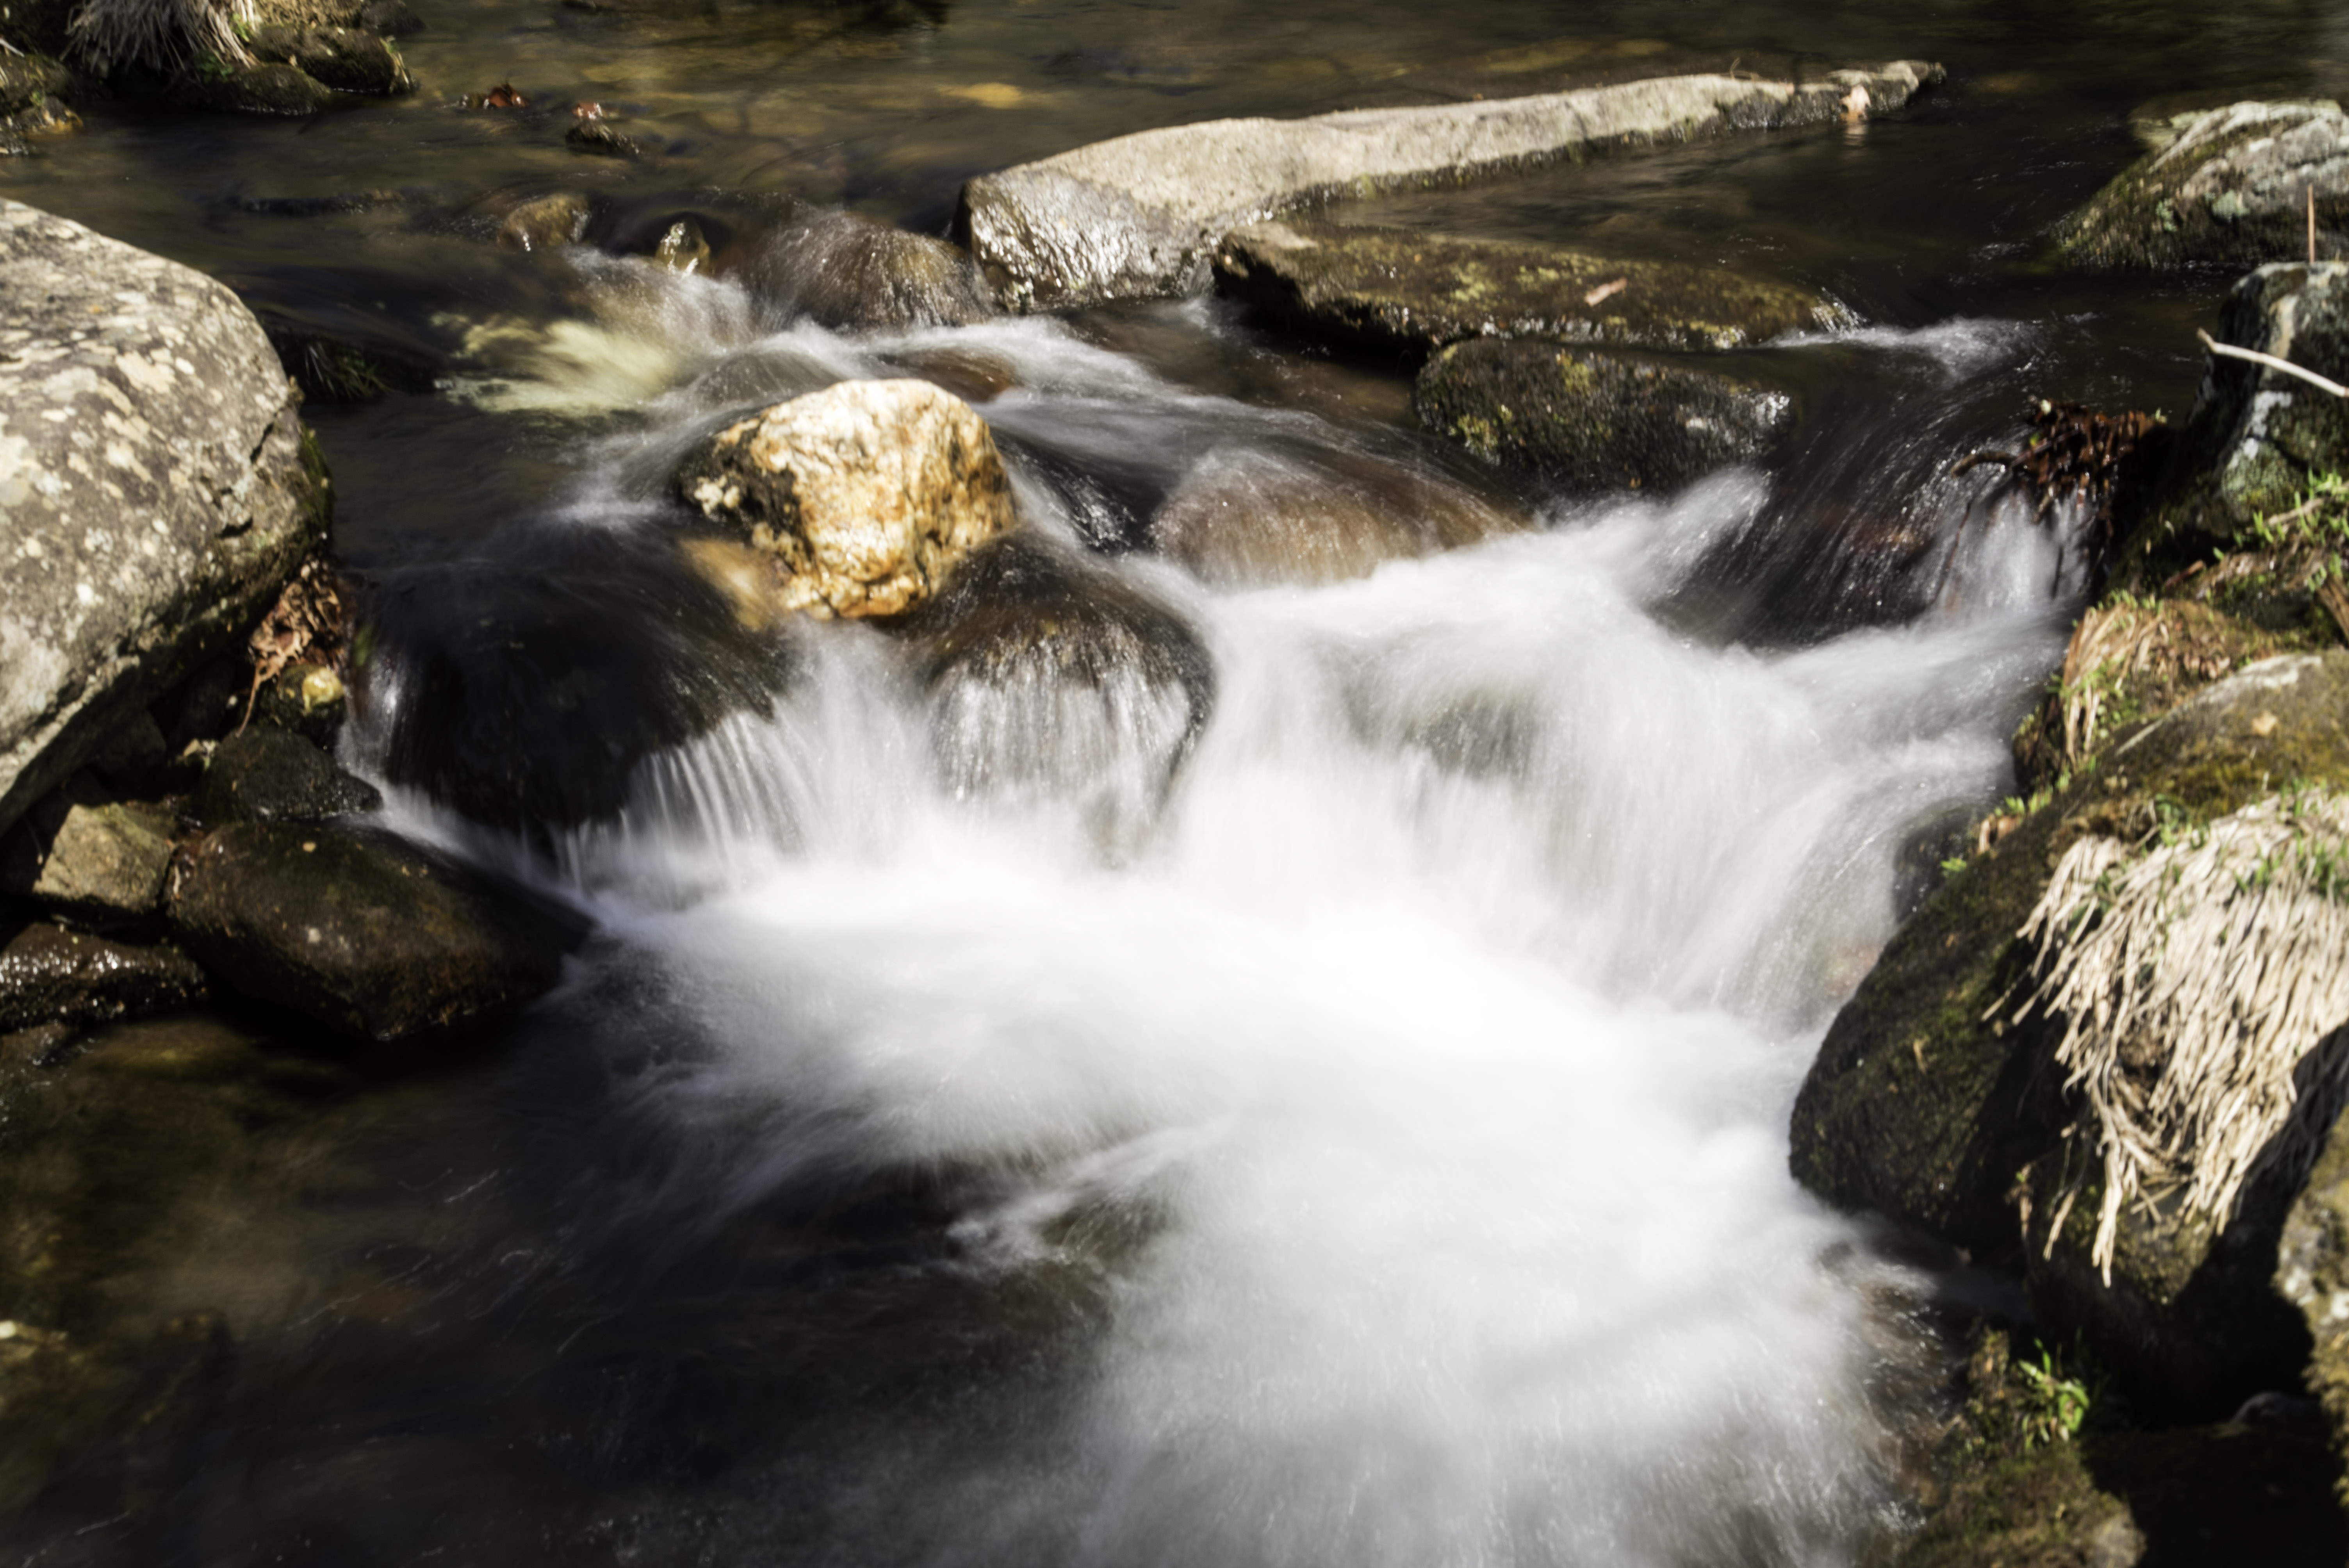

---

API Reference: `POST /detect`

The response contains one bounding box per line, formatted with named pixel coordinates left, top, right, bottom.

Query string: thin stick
left=2199, top=328, right=2349, bottom=398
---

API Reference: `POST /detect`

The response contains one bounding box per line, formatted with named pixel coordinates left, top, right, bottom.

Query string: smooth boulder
left=676, top=379, right=1018, bottom=620
left=956, top=61, right=1941, bottom=309
left=1415, top=337, right=1794, bottom=490
left=2057, top=101, right=2349, bottom=271
left=167, top=820, right=588, bottom=1042
left=1215, top=221, right=1840, bottom=357
left=0, top=199, right=324, bottom=839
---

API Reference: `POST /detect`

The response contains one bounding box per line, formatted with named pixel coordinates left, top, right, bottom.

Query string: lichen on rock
left=2056, top=101, right=2349, bottom=272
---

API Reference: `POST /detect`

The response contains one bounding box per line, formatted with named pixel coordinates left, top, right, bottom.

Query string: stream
left=9, top=1, right=2349, bottom=1563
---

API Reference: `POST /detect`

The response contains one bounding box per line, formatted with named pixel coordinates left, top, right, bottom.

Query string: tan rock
left=675, top=380, right=1019, bottom=620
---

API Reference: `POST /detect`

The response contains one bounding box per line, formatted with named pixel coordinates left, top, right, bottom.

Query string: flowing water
left=8, top=2, right=2349, bottom=1563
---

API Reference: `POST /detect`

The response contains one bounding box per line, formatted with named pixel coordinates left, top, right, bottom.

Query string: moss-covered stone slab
left=246, top=23, right=412, bottom=96
left=1793, top=653, right=2349, bottom=1256
left=164, top=61, right=339, bottom=116
left=959, top=61, right=1942, bottom=309
left=1217, top=220, right=1841, bottom=358
left=1415, top=335, right=1794, bottom=492
left=2056, top=101, right=2349, bottom=271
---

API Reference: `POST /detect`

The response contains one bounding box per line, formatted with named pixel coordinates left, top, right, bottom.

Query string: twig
left=2199, top=328, right=2349, bottom=398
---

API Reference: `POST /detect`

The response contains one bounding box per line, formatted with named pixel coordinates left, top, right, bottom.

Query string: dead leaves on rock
left=241, top=555, right=349, bottom=730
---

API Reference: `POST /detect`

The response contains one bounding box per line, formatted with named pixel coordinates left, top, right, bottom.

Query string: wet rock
left=2132, top=263, right=2349, bottom=553
left=2058, top=102, right=2349, bottom=271
left=899, top=533, right=1214, bottom=843
left=167, top=819, right=588, bottom=1042
left=649, top=216, right=710, bottom=274
left=246, top=23, right=411, bottom=95
left=1415, top=337, right=1794, bottom=491
left=355, top=0, right=424, bottom=36
left=253, top=661, right=348, bottom=745
left=196, top=727, right=378, bottom=826
left=1215, top=221, right=1840, bottom=358
left=957, top=60, right=1942, bottom=309
left=566, top=118, right=639, bottom=158
left=371, top=528, right=784, bottom=837
left=0, top=919, right=207, bottom=1033
left=0, top=53, right=77, bottom=153
left=0, top=199, right=326, bottom=839
left=1795, top=654, right=2349, bottom=1410
left=882, top=345, right=1017, bottom=404
left=495, top=191, right=593, bottom=253
left=676, top=379, right=1019, bottom=619
left=736, top=206, right=994, bottom=330
left=1149, top=444, right=1519, bottom=587
left=166, top=61, right=339, bottom=116
left=0, top=799, right=174, bottom=925
left=2278, top=1106, right=2349, bottom=1500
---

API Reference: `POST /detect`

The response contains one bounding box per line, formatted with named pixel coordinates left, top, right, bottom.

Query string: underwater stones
left=2135, top=263, right=2349, bottom=549
left=957, top=61, right=1941, bottom=310
left=1415, top=337, right=1794, bottom=491
left=2057, top=101, right=2349, bottom=272
left=0, top=199, right=324, bottom=841
left=0, top=919, right=206, bottom=1034
left=196, top=727, right=380, bottom=825
left=1150, top=445, right=1518, bottom=587
left=246, top=23, right=412, bottom=95
left=494, top=191, right=594, bottom=253
left=167, top=820, right=587, bottom=1042
left=901, top=533, right=1214, bottom=838
left=677, top=379, right=1018, bottom=620
left=1215, top=221, right=1840, bottom=358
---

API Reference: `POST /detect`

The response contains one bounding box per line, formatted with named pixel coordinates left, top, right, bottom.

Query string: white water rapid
left=371, top=278, right=2078, bottom=1567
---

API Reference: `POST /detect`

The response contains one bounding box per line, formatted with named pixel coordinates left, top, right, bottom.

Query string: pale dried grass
left=67, top=0, right=252, bottom=73
left=2014, top=791, right=2349, bottom=1279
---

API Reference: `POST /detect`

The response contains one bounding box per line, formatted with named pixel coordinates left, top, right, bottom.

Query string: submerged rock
left=165, top=62, right=339, bottom=116
left=167, top=820, right=587, bottom=1042
left=733, top=205, right=995, bottom=331
left=196, top=727, right=380, bottom=825
left=1415, top=337, right=1794, bottom=491
left=0, top=919, right=206, bottom=1034
left=1149, top=444, right=1520, bottom=587
left=676, top=379, right=1019, bottom=619
left=957, top=60, right=1942, bottom=309
left=900, top=533, right=1214, bottom=842
left=0, top=199, right=326, bottom=839
left=2133, top=262, right=2349, bottom=552
left=246, top=23, right=412, bottom=95
left=1215, top=221, right=1840, bottom=357
left=2057, top=101, right=2349, bottom=271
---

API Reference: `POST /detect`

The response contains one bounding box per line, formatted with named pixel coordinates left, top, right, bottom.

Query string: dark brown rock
left=0, top=920, right=206, bottom=1034
left=195, top=728, right=379, bottom=826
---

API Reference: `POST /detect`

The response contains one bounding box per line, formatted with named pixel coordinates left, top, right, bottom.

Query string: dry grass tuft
left=2014, top=791, right=2349, bottom=1279
left=67, top=0, right=252, bottom=75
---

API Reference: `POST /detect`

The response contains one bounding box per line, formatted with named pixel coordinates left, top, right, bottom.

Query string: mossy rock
left=246, top=23, right=411, bottom=95
left=1214, top=219, right=1842, bottom=360
left=2055, top=102, right=2349, bottom=272
left=1415, top=336, right=1794, bottom=492
left=1794, top=652, right=2349, bottom=1258
left=165, top=61, right=337, bottom=115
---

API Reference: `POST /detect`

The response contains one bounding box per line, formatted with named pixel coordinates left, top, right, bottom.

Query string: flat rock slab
left=1415, top=337, right=1794, bottom=491
left=0, top=919, right=205, bottom=1033
left=1216, top=220, right=1840, bottom=356
left=168, top=820, right=590, bottom=1042
left=958, top=60, right=1941, bottom=310
left=2058, top=100, right=2349, bottom=271
left=0, top=199, right=323, bottom=840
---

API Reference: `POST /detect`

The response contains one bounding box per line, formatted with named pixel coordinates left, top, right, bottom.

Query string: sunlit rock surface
left=958, top=61, right=1942, bottom=310
left=2058, top=101, right=2349, bottom=271
left=0, top=198, right=323, bottom=839
left=1216, top=220, right=1841, bottom=356
left=677, top=378, right=1019, bottom=619
left=1416, top=337, right=1795, bottom=491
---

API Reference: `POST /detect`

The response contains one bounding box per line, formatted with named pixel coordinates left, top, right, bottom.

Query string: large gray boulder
left=2137, top=262, right=2349, bottom=550
left=0, top=199, right=325, bottom=840
left=957, top=61, right=1943, bottom=310
left=1215, top=221, right=1841, bottom=357
left=2057, top=101, right=2349, bottom=272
